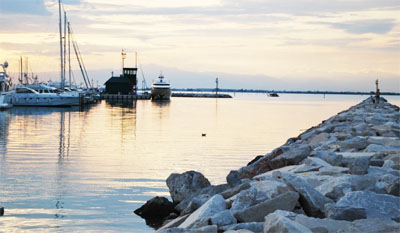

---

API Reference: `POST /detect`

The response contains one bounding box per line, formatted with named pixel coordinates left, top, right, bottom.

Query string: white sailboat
left=10, top=0, right=85, bottom=107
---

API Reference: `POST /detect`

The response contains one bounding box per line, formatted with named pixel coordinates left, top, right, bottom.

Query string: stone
left=309, top=133, right=330, bottom=148
left=339, top=152, right=375, bottom=167
left=303, top=157, right=332, bottom=167
left=335, top=218, right=400, bottom=233
left=156, top=215, right=190, bottom=233
left=221, top=182, right=251, bottom=199
left=230, top=187, right=257, bottom=213
left=385, top=178, right=400, bottom=197
left=318, top=166, right=349, bottom=175
left=340, top=136, right=369, bottom=150
left=269, top=145, right=312, bottom=170
left=227, top=170, right=242, bottom=187
left=314, top=151, right=343, bottom=166
left=179, top=194, right=226, bottom=228
left=365, top=144, right=398, bottom=153
left=367, top=136, right=400, bottom=147
left=349, top=157, right=369, bottom=175
left=263, top=212, right=313, bottom=233
left=324, top=203, right=366, bottom=221
left=383, top=160, right=400, bottom=170
left=175, top=184, right=229, bottom=212
left=247, top=155, right=264, bottom=166
left=234, top=191, right=299, bottom=222
left=225, top=230, right=255, bottom=233
left=273, top=171, right=333, bottom=218
left=208, top=210, right=237, bottom=227
left=191, top=225, right=218, bottom=233
left=273, top=210, right=350, bottom=233
left=181, top=194, right=211, bottom=216
left=335, top=191, right=400, bottom=222
left=166, top=171, right=211, bottom=203
left=221, top=222, right=264, bottom=233
left=250, top=180, right=290, bottom=202
left=134, top=196, right=176, bottom=219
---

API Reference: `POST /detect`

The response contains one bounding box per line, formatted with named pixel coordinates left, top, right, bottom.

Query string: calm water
left=0, top=94, right=399, bottom=232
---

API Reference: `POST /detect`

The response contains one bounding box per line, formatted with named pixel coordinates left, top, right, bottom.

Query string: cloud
left=328, top=19, right=396, bottom=34
left=0, top=0, right=50, bottom=15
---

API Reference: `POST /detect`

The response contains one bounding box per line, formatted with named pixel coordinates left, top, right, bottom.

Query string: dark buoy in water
left=202, top=133, right=206, bottom=137
left=0, top=207, right=4, bottom=216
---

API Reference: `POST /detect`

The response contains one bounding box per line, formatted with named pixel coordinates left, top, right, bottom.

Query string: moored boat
left=151, top=74, right=171, bottom=100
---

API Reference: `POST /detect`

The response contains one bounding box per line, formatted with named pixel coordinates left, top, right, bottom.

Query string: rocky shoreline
left=135, top=97, right=400, bottom=233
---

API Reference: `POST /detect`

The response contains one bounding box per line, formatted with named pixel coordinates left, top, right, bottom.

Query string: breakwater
left=135, top=97, right=400, bottom=233
left=171, top=93, right=232, bottom=98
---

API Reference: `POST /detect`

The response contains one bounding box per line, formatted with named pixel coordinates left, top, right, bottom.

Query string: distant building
left=104, top=68, right=137, bottom=95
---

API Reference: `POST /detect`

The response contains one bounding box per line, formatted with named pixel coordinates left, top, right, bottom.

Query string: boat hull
left=151, top=87, right=171, bottom=100
left=11, top=93, right=80, bottom=106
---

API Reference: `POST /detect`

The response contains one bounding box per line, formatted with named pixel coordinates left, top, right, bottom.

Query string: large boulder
left=273, top=171, right=333, bottom=218
left=263, top=212, right=313, bottom=233
left=178, top=194, right=226, bottom=228
left=234, top=191, right=299, bottom=222
left=134, top=196, right=176, bottom=219
left=335, top=191, right=400, bottom=222
left=166, top=171, right=211, bottom=203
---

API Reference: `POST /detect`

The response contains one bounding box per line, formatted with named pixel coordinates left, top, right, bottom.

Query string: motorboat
left=151, top=74, right=171, bottom=100
left=0, top=61, right=12, bottom=110
left=10, top=86, right=80, bottom=106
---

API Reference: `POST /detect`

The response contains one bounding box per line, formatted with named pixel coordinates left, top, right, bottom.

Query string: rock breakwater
left=135, top=97, right=400, bottom=233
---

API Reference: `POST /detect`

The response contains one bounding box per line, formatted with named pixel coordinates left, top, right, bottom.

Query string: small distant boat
left=151, top=74, right=171, bottom=100
left=268, top=93, right=279, bottom=97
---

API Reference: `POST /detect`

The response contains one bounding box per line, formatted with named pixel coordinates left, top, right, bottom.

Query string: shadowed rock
left=166, top=171, right=211, bottom=204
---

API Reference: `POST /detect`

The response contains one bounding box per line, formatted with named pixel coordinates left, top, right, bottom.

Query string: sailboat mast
left=68, top=22, right=72, bottom=89
left=63, top=11, right=67, bottom=90
left=58, top=0, right=64, bottom=89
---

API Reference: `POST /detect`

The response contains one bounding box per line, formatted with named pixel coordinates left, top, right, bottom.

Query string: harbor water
left=0, top=94, right=399, bottom=232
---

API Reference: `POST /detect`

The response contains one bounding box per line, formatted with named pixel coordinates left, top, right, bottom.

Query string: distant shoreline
left=165, top=88, right=400, bottom=96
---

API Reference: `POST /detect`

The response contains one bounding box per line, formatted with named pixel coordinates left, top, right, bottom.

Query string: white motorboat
left=151, top=74, right=171, bottom=100
left=0, top=61, right=12, bottom=110
left=11, top=86, right=80, bottom=106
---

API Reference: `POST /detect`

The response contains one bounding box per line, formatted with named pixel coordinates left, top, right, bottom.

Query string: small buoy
left=0, top=207, right=4, bottom=216
left=202, top=133, right=206, bottom=137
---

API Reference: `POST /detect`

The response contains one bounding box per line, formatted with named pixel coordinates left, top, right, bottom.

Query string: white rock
left=263, top=212, right=313, bottom=233
left=179, top=194, right=226, bottom=228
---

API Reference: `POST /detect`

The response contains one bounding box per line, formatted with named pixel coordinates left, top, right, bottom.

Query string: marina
left=0, top=0, right=399, bottom=232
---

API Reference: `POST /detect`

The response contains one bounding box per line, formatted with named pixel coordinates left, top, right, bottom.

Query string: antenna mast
left=121, top=49, right=126, bottom=72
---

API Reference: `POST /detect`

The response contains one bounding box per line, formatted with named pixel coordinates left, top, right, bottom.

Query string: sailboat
left=10, top=0, right=93, bottom=107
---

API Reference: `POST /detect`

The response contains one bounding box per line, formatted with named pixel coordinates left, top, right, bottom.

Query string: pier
left=101, top=93, right=151, bottom=101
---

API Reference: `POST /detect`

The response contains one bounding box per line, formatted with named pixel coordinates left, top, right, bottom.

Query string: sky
left=0, top=0, right=399, bottom=91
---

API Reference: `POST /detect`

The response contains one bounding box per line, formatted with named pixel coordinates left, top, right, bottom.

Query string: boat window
left=16, top=88, right=35, bottom=93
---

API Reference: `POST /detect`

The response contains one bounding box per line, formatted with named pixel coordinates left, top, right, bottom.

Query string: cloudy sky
left=0, top=0, right=399, bottom=91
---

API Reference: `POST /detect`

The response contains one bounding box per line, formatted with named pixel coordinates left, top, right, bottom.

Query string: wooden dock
left=101, top=93, right=151, bottom=101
